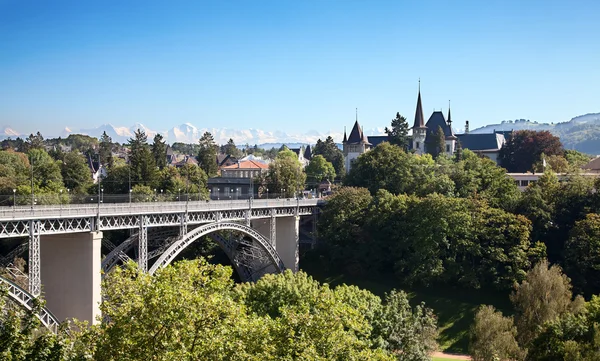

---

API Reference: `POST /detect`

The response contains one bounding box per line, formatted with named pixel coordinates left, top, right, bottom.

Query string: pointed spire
left=412, top=81, right=426, bottom=129
left=447, top=100, right=452, bottom=125
left=343, top=126, right=347, bottom=143
left=356, top=107, right=358, bottom=122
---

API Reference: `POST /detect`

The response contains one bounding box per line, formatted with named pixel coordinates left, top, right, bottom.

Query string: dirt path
left=431, top=351, right=471, bottom=360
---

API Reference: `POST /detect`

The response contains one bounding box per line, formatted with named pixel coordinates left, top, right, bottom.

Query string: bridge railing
left=0, top=199, right=320, bottom=220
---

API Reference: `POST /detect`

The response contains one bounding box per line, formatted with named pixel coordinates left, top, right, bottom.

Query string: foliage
left=151, top=134, right=167, bottom=169
left=196, top=131, right=218, bottom=177
left=564, top=149, right=592, bottom=168
left=371, top=290, right=438, bottom=361
left=99, top=131, right=114, bottom=169
left=313, top=136, right=345, bottom=177
left=527, top=296, right=600, bottom=361
left=384, top=112, right=409, bottom=150
left=469, top=305, right=523, bottom=361
left=266, top=151, right=306, bottom=197
left=77, top=260, right=397, bottom=361
left=0, top=150, right=29, bottom=194
left=305, top=155, right=336, bottom=185
left=500, top=130, right=564, bottom=172
left=0, top=285, right=66, bottom=360
left=564, top=214, right=600, bottom=296
left=131, top=184, right=154, bottom=202
left=25, top=132, right=45, bottom=151
left=61, top=151, right=92, bottom=194
left=178, top=163, right=209, bottom=199
left=222, top=138, right=243, bottom=159
left=128, top=129, right=158, bottom=187
left=425, top=126, right=446, bottom=159
left=510, top=260, right=584, bottom=347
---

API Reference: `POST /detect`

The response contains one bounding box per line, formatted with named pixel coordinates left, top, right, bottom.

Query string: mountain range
left=2, top=113, right=600, bottom=154
left=0, top=122, right=386, bottom=147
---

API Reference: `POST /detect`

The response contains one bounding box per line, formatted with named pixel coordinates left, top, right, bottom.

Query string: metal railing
left=0, top=198, right=320, bottom=221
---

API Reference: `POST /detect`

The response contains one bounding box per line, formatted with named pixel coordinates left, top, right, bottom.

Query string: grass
left=301, top=260, right=512, bottom=354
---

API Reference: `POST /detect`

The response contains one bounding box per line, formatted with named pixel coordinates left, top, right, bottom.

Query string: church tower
left=412, top=83, right=427, bottom=155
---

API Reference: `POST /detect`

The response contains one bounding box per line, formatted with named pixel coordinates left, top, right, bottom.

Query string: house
left=174, top=155, right=198, bottom=168
left=289, top=146, right=310, bottom=168
left=582, top=157, right=600, bottom=173
left=88, top=156, right=108, bottom=184
left=220, top=160, right=269, bottom=178
left=342, top=86, right=507, bottom=173
left=217, top=153, right=238, bottom=170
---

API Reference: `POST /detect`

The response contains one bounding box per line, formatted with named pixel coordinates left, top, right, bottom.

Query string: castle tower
left=343, top=109, right=371, bottom=173
left=412, top=83, right=427, bottom=155
left=445, top=101, right=457, bottom=155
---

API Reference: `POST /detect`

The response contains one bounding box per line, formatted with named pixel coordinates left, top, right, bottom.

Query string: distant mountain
left=470, top=113, right=600, bottom=155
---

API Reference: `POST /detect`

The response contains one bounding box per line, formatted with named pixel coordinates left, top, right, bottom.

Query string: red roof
left=221, top=160, right=268, bottom=170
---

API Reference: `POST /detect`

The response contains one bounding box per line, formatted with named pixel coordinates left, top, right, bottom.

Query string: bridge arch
left=0, top=276, right=60, bottom=333
left=149, top=222, right=285, bottom=281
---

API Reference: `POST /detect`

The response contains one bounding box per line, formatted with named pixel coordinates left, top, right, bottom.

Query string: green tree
left=371, top=290, right=438, bottom=361
left=564, top=214, right=600, bottom=296
left=196, top=132, right=218, bottom=177
left=565, top=149, right=592, bottom=168
left=178, top=163, right=209, bottom=199
left=61, top=151, right=92, bottom=194
left=313, top=136, right=345, bottom=177
left=425, top=125, right=446, bottom=159
left=25, top=131, right=45, bottom=151
left=500, top=130, right=564, bottom=173
left=510, top=260, right=584, bottom=347
left=469, top=305, right=523, bottom=361
left=305, top=154, right=336, bottom=185
left=266, top=151, right=306, bottom=197
left=384, top=112, right=409, bottom=150
left=151, top=133, right=167, bottom=170
left=99, top=131, right=114, bottom=169
left=223, top=138, right=242, bottom=158
left=128, top=129, right=158, bottom=187
left=0, top=285, right=67, bottom=360
left=131, top=184, right=154, bottom=202
left=0, top=150, right=29, bottom=194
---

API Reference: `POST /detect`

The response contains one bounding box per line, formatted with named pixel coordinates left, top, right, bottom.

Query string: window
left=416, top=142, right=420, bottom=149
left=446, top=144, right=450, bottom=152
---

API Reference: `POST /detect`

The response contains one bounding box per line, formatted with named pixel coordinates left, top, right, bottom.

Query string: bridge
left=0, top=198, right=320, bottom=326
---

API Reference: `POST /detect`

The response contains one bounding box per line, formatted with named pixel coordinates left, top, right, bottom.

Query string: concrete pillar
left=276, top=216, right=299, bottom=272
left=40, top=231, right=102, bottom=324
left=252, top=218, right=273, bottom=246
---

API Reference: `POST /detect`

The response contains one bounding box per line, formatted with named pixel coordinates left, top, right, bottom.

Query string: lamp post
left=178, top=188, right=181, bottom=202
left=154, top=189, right=157, bottom=202
left=217, top=188, right=220, bottom=201
left=160, top=189, right=163, bottom=202
left=30, top=155, right=34, bottom=210
left=12, top=189, right=16, bottom=217
left=59, top=189, right=63, bottom=214
left=100, top=188, right=104, bottom=203
left=282, top=188, right=286, bottom=198
left=266, top=188, right=269, bottom=200
left=129, top=189, right=132, bottom=205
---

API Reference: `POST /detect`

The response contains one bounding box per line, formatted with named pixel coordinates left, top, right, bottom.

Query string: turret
left=411, top=81, right=427, bottom=155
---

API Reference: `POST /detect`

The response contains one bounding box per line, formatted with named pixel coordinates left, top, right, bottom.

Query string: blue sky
left=0, top=0, right=598, bottom=138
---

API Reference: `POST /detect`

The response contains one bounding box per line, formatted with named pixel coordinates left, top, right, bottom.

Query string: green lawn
left=302, top=264, right=511, bottom=354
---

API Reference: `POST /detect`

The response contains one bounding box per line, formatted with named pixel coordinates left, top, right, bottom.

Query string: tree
left=128, top=129, right=158, bottom=187
left=510, top=260, right=584, bottom=347
left=313, top=136, right=345, bottom=177
left=469, top=305, right=523, bottom=361
left=564, top=214, right=600, bottom=296
left=455, top=140, right=463, bottom=161
left=61, top=151, right=92, bottom=194
left=384, top=112, right=409, bottom=150
left=565, top=149, right=592, bottom=168
left=197, top=132, right=218, bottom=177
left=0, top=285, right=67, bottom=360
left=0, top=150, right=29, bottom=193
left=305, top=154, right=336, bottom=185
left=425, top=125, right=446, bottom=159
left=223, top=138, right=242, bottom=158
left=99, top=131, right=114, bottom=169
left=371, top=290, right=438, bottom=361
left=151, top=134, right=167, bottom=170
left=266, top=151, right=306, bottom=197
left=178, top=164, right=209, bottom=199
left=25, top=131, right=45, bottom=151
left=500, top=130, right=564, bottom=172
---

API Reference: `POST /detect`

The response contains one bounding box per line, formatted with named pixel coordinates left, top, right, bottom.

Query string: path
left=431, top=351, right=471, bottom=360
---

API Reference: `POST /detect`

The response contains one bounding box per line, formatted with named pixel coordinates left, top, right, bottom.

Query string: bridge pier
left=252, top=216, right=299, bottom=272
left=40, top=231, right=102, bottom=324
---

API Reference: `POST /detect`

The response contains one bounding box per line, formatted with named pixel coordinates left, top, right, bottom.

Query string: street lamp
left=217, top=188, right=220, bottom=201
left=100, top=188, right=104, bottom=203
left=160, top=189, right=163, bottom=202
left=266, top=188, right=269, bottom=200
left=12, top=189, right=16, bottom=207
left=154, top=189, right=157, bottom=202
left=178, top=188, right=181, bottom=202
left=282, top=188, right=286, bottom=198
left=60, top=189, right=63, bottom=214
left=129, top=189, right=132, bottom=205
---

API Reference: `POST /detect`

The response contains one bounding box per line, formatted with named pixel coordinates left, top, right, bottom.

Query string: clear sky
left=0, top=0, right=598, bottom=137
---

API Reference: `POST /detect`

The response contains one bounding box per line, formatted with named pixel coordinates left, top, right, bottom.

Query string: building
left=87, top=156, right=107, bottom=184
left=342, top=86, right=507, bottom=173
left=208, top=159, right=270, bottom=200
left=289, top=146, right=310, bottom=168
left=220, top=160, right=268, bottom=178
